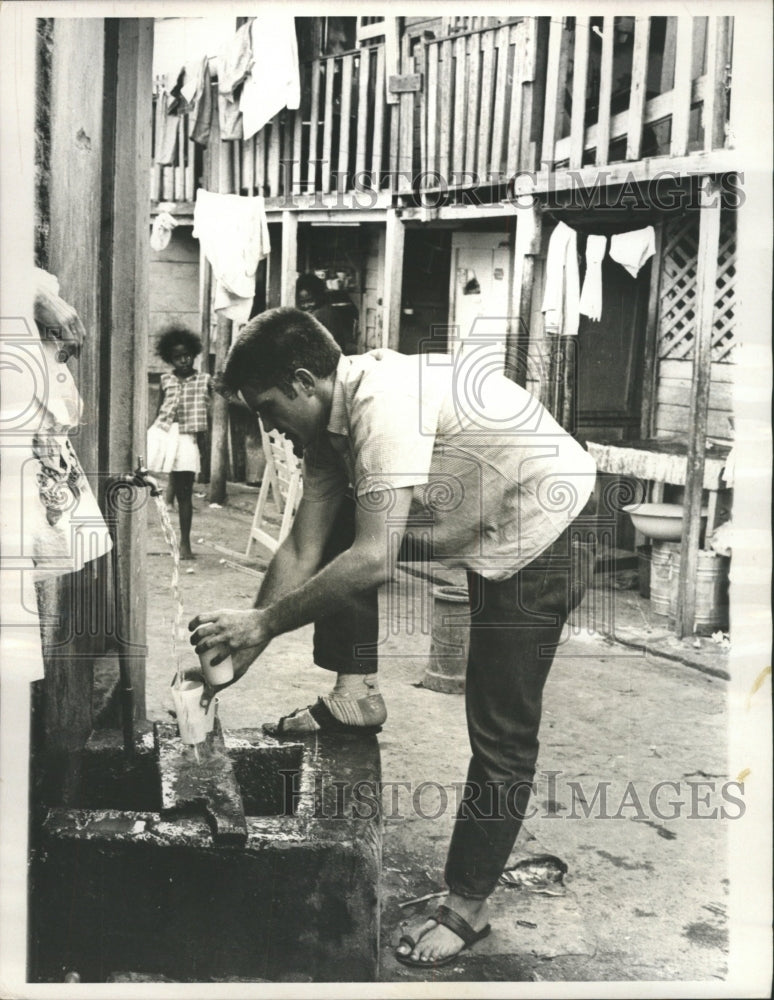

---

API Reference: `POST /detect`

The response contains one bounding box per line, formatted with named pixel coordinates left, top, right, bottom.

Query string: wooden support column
left=675, top=177, right=722, bottom=637
left=280, top=210, right=298, bottom=306
left=382, top=209, right=405, bottom=350
left=105, top=18, right=154, bottom=720
left=640, top=222, right=665, bottom=438
left=506, top=198, right=542, bottom=387
left=207, top=112, right=233, bottom=505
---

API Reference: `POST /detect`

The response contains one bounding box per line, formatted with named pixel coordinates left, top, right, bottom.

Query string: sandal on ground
left=395, top=905, right=491, bottom=969
left=262, top=697, right=384, bottom=739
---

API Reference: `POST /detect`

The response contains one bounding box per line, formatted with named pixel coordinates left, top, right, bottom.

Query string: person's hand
left=188, top=608, right=271, bottom=662
left=34, top=286, right=87, bottom=358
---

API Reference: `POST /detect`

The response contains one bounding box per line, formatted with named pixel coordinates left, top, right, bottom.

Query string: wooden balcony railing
left=543, top=15, right=733, bottom=171
left=150, top=16, right=735, bottom=207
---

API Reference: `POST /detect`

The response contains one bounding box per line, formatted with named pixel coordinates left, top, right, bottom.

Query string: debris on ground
left=499, top=854, right=568, bottom=895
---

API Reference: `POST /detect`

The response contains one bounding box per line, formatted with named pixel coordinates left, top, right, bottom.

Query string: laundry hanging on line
left=193, top=189, right=271, bottom=325
left=541, top=221, right=580, bottom=337
left=239, top=14, right=301, bottom=141
left=579, top=234, right=607, bottom=322
left=609, top=225, right=656, bottom=278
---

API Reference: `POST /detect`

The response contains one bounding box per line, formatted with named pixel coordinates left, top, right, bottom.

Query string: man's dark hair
left=295, top=272, right=328, bottom=305
left=156, top=325, right=202, bottom=363
left=221, top=307, right=341, bottom=397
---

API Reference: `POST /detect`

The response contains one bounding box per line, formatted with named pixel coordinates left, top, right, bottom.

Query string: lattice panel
left=658, top=212, right=737, bottom=363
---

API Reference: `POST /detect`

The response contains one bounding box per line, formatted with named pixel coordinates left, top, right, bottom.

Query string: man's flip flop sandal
left=262, top=698, right=384, bottom=739
left=395, top=905, right=492, bottom=968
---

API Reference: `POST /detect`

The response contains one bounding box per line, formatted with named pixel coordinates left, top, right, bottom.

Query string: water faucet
left=120, top=459, right=162, bottom=497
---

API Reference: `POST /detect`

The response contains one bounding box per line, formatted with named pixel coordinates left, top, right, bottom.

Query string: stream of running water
left=153, top=494, right=185, bottom=689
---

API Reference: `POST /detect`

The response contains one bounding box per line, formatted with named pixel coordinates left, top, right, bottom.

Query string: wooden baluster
left=505, top=22, right=525, bottom=179
left=338, top=53, right=353, bottom=193
left=489, top=25, right=511, bottom=181
left=477, top=30, right=495, bottom=179
left=519, top=18, right=539, bottom=171
left=268, top=121, right=280, bottom=198
left=703, top=16, right=731, bottom=151
left=626, top=17, right=651, bottom=161
left=451, top=35, right=467, bottom=182
left=541, top=16, right=564, bottom=169
left=398, top=33, right=414, bottom=192
left=569, top=16, right=590, bottom=169
left=438, top=38, right=453, bottom=186
left=425, top=42, right=439, bottom=180
left=243, top=133, right=255, bottom=196
left=292, top=104, right=302, bottom=198
left=306, top=60, right=320, bottom=192
left=465, top=34, right=481, bottom=179
left=372, top=46, right=385, bottom=189
left=671, top=17, right=694, bottom=157
left=355, top=48, right=370, bottom=184
left=596, top=16, right=614, bottom=166
left=321, top=58, right=335, bottom=194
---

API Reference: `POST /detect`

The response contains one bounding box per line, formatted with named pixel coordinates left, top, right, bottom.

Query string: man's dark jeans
left=313, top=493, right=596, bottom=899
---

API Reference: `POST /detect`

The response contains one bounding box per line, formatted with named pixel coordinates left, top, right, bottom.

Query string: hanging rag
left=216, top=21, right=254, bottom=140
left=609, top=225, right=656, bottom=278
left=579, top=234, right=607, bottom=322
left=193, top=189, right=271, bottom=325
left=541, top=221, right=580, bottom=336
left=150, top=211, right=178, bottom=252
left=240, top=14, right=301, bottom=141
left=155, top=66, right=185, bottom=165
left=184, top=55, right=213, bottom=147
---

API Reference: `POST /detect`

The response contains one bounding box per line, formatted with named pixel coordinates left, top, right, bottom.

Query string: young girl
left=149, top=326, right=212, bottom=559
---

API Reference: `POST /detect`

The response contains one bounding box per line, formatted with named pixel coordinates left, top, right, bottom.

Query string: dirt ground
left=144, top=482, right=731, bottom=984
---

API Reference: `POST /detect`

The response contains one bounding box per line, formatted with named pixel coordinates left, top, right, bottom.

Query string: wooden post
left=382, top=209, right=405, bottom=350
left=569, top=17, right=590, bottom=170
left=506, top=198, right=542, bottom=387
left=280, top=210, right=298, bottom=307
left=639, top=221, right=665, bottom=438
left=675, top=177, right=722, bottom=637
left=104, top=19, right=154, bottom=720
left=595, top=16, right=614, bottom=167
left=626, top=17, right=651, bottom=161
left=208, top=112, right=234, bottom=506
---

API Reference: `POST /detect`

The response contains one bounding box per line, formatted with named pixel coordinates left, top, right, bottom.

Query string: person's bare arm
left=190, top=484, right=413, bottom=668
left=188, top=490, right=345, bottom=679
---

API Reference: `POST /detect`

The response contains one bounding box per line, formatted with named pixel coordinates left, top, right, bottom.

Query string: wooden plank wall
left=655, top=359, right=734, bottom=441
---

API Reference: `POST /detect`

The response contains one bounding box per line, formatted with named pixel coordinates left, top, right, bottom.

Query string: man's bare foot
left=396, top=893, right=489, bottom=965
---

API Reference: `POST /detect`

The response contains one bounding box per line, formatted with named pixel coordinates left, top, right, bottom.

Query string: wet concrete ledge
left=31, top=727, right=382, bottom=984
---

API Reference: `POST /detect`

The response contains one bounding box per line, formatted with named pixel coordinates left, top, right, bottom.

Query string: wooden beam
left=671, top=17, right=694, bottom=157
left=103, top=19, right=153, bottom=721
left=639, top=221, right=664, bottom=439
left=208, top=109, right=234, bottom=507
left=569, top=17, right=590, bottom=169
left=280, top=211, right=298, bottom=307
left=382, top=210, right=405, bottom=350
left=626, top=17, right=651, bottom=161
left=675, top=177, right=721, bottom=638
left=505, top=200, right=542, bottom=387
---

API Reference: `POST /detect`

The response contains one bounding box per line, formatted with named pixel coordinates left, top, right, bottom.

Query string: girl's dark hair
left=221, top=307, right=341, bottom=397
left=295, top=272, right=328, bottom=304
left=156, top=325, right=203, bottom=363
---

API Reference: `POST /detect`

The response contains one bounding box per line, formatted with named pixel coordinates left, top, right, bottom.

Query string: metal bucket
left=668, top=550, right=731, bottom=634
left=422, top=585, right=470, bottom=694
left=649, top=541, right=678, bottom=616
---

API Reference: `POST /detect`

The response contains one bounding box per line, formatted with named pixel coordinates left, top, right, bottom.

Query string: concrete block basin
left=30, top=723, right=381, bottom=983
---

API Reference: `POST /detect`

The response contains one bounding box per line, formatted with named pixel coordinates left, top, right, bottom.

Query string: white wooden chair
left=246, top=420, right=303, bottom=558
